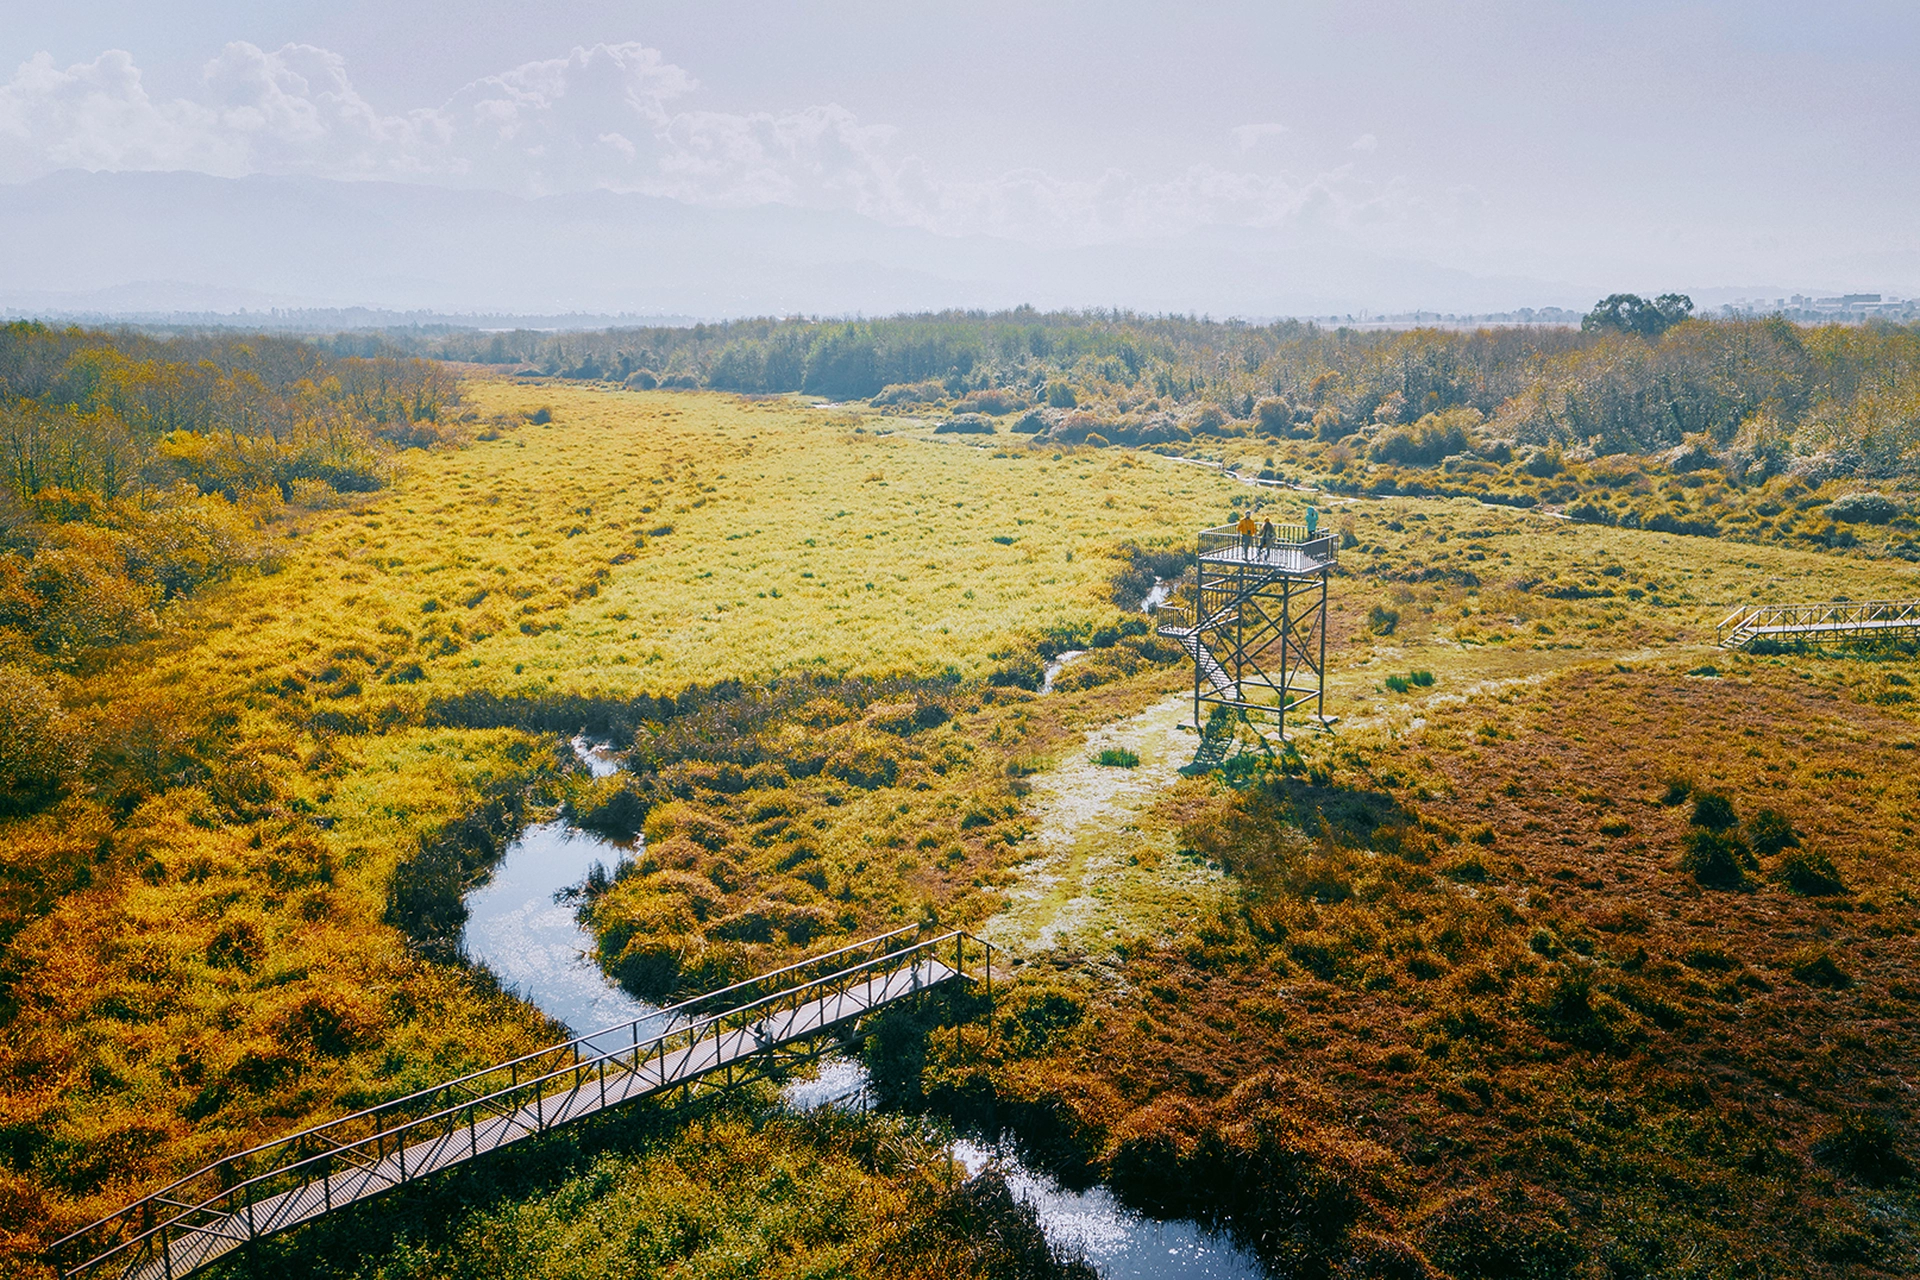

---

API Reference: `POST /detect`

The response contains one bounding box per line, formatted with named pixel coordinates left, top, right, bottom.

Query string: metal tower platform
left=1156, top=522, right=1337, bottom=740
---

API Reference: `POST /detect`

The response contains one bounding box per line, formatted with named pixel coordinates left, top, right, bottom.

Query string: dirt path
left=982, top=691, right=1239, bottom=960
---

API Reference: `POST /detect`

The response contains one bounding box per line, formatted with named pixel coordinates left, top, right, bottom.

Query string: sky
left=2, top=1, right=1917, bottom=308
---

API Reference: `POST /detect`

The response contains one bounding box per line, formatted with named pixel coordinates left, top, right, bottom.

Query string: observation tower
left=1155, top=519, right=1337, bottom=742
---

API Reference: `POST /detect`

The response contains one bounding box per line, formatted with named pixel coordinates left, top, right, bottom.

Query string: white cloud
left=1351, top=133, right=1379, bottom=152
left=1230, top=122, right=1288, bottom=151
left=0, top=42, right=1438, bottom=250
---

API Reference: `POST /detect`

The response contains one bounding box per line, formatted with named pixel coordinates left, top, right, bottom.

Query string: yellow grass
left=11, top=374, right=1920, bottom=1277
left=175, top=382, right=1256, bottom=708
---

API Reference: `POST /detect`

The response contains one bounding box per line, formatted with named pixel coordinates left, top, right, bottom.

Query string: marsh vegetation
left=3, top=316, right=1918, bottom=1278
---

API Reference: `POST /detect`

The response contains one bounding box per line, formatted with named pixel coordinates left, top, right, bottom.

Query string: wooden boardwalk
left=1717, top=599, right=1920, bottom=649
left=51, top=930, right=987, bottom=1280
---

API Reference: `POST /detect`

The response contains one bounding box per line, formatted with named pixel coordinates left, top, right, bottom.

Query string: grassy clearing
left=981, top=693, right=1240, bottom=961
left=313, top=380, right=1237, bottom=693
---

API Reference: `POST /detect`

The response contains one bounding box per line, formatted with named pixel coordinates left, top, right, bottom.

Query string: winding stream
left=1040, top=649, right=1087, bottom=694
left=458, top=743, right=1266, bottom=1278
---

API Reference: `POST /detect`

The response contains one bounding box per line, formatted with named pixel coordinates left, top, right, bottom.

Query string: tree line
left=393, top=307, right=1920, bottom=478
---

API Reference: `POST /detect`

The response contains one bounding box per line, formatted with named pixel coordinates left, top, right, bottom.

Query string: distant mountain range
left=0, top=170, right=1602, bottom=322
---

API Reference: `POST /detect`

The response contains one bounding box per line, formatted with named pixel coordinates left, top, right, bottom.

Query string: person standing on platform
left=1237, top=510, right=1257, bottom=556
left=1259, top=517, right=1276, bottom=561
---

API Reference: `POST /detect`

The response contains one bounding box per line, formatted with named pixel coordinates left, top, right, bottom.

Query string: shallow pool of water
left=778, top=1057, right=1265, bottom=1279
left=1040, top=650, right=1087, bottom=695
left=955, top=1138, right=1264, bottom=1279
left=459, top=817, right=658, bottom=1052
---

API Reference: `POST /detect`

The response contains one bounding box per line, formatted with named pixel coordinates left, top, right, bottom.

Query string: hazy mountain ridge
left=0, top=170, right=1593, bottom=320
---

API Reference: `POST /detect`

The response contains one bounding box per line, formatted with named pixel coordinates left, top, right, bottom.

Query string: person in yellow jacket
left=1237, top=511, right=1257, bottom=556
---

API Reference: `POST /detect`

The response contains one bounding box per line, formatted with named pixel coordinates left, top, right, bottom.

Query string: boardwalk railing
left=1717, top=599, right=1920, bottom=649
left=49, top=927, right=990, bottom=1280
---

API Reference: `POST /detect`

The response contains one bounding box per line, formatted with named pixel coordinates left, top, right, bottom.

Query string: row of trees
left=398, top=307, right=1920, bottom=475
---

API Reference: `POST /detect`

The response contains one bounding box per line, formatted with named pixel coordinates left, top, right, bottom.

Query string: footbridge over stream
left=51, top=928, right=993, bottom=1280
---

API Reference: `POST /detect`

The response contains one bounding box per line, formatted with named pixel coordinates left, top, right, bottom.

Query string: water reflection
left=779, top=1057, right=873, bottom=1112
left=569, top=736, right=622, bottom=779
left=459, top=819, right=656, bottom=1049
left=953, top=1139, right=1262, bottom=1279
left=780, top=1057, right=1267, bottom=1280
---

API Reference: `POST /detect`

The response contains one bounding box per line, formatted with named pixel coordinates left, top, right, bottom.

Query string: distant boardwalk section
left=1717, top=599, right=1920, bottom=650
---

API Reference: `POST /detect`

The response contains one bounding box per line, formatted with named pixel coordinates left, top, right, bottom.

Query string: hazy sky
left=4, top=1, right=1917, bottom=294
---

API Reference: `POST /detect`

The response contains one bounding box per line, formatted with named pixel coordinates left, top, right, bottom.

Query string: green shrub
left=996, top=983, right=1086, bottom=1054
left=1254, top=397, right=1300, bottom=436
left=1409, top=670, right=1435, bottom=688
left=871, top=379, right=946, bottom=407
left=1689, top=790, right=1737, bottom=831
left=954, top=388, right=1024, bottom=416
left=1746, top=808, right=1799, bottom=856
left=1826, top=492, right=1901, bottom=524
left=1778, top=848, right=1847, bottom=895
left=1680, top=828, right=1755, bottom=888
left=934, top=414, right=996, bottom=435
left=1367, top=409, right=1478, bottom=466
left=1367, top=605, right=1399, bottom=635
left=1384, top=675, right=1410, bottom=693
left=1094, top=747, right=1140, bottom=768
left=1521, top=447, right=1563, bottom=477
